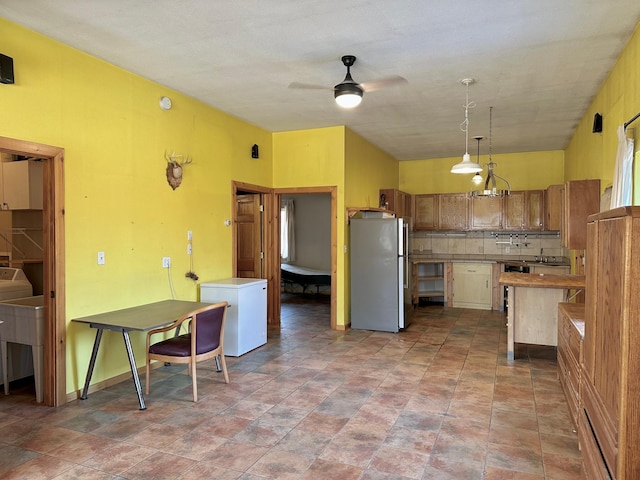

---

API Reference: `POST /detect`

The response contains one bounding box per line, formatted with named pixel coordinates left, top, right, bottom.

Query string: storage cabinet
left=438, top=194, right=468, bottom=230
left=581, top=207, right=640, bottom=479
left=2, top=160, right=43, bottom=210
left=452, top=263, right=492, bottom=310
left=200, top=278, right=267, bottom=357
left=379, top=189, right=412, bottom=219
left=562, top=179, right=600, bottom=249
left=413, top=194, right=438, bottom=230
left=503, top=190, right=544, bottom=230
left=545, top=184, right=563, bottom=231
left=469, top=195, right=502, bottom=229
left=412, top=261, right=446, bottom=304
left=557, top=302, right=584, bottom=428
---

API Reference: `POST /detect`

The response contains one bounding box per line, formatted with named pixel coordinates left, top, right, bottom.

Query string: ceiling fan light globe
left=334, top=82, right=363, bottom=108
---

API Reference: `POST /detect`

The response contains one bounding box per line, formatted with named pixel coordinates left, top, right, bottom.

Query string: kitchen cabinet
left=379, top=189, right=412, bottom=219
left=503, top=190, right=544, bottom=230
left=2, top=160, right=43, bottom=210
left=438, top=194, right=468, bottom=230
left=412, top=261, right=446, bottom=305
left=452, top=263, right=492, bottom=310
left=469, top=195, right=502, bottom=229
left=581, top=207, right=640, bottom=479
left=557, top=302, right=584, bottom=428
left=545, top=184, right=563, bottom=231
left=200, top=278, right=267, bottom=357
left=413, top=194, right=438, bottom=230
left=562, top=179, right=600, bottom=250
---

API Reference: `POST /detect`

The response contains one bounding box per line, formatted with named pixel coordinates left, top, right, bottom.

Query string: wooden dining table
left=72, top=299, right=211, bottom=410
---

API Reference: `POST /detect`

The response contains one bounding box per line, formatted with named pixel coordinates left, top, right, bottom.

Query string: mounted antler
left=165, top=151, right=192, bottom=190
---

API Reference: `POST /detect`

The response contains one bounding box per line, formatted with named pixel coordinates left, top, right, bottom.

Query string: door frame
left=232, top=182, right=337, bottom=329
left=0, top=136, right=66, bottom=407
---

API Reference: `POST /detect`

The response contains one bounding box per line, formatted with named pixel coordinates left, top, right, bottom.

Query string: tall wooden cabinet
left=562, top=179, right=600, bottom=249
left=581, top=207, right=640, bottom=479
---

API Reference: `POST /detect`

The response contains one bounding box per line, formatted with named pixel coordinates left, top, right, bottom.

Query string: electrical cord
left=167, top=264, right=176, bottom=299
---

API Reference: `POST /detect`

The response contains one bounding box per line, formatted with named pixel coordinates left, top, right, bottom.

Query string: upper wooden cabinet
left=2, top=160, right=43, bottom=210
left=469, top=195, right=502, bottom=230
left=379, top=189, right=412, bottom=219
left=503, top=190, right=544, bottom=230
left=439, top=194, right=468, bottom=230
left=545, top=184, right=563, bottom=231
left=561, top=179, right=600, bottom=250
left=413, top=194, right=438, bottom=230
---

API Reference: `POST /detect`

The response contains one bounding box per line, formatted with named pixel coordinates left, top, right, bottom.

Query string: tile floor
left=0, top=294, right=583, bottom=479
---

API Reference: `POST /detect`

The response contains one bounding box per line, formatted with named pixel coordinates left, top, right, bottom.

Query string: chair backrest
left=193, top=303, right=226, bottom=355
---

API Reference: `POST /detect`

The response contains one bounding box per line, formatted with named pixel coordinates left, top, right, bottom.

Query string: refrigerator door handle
left=404, top=254, right=409, bottom=288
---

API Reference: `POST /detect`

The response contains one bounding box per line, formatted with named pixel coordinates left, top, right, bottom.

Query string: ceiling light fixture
left=472, top=106, right=511, bottom=197
left=472, top=136, right=484, bottom=185
left=334, top=56, right=363, bottom=108
left=450, top=78, right=482, bottom=174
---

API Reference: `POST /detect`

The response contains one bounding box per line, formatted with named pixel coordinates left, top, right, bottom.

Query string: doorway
left=232, top=181, right=337, bottom=329
left=0, top=136, right=65, bottom=407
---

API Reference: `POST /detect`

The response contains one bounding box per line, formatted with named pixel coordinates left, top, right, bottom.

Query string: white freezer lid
left=200, top=278, right=267, bottom=289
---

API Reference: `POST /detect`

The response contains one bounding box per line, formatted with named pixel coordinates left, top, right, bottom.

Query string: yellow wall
left=565, top=22, right=640, bottom=197
left=400, top=150, right=565, bottom=194
left=0, top=18, right=273, bottom=393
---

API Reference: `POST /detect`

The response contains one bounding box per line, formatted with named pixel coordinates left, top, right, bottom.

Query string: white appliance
left=350, top=217, right=413, bottom=332
left=200, top=278, right=267, bottom=356
left=0, top=268, right=34, bottom=390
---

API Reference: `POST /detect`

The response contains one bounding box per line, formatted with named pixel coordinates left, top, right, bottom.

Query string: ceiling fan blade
left=360, top=75, right=408, bottom=92
left=288, top=82, right=334, bottom=91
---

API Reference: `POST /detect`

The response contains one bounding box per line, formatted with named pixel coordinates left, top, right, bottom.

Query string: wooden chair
left=145, top=301, right=229, bottom=402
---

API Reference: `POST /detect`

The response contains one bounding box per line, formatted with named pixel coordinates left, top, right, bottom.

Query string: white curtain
left=611, top=125, right=635, bottom=208
left=280, top=199, right=296, bottom=263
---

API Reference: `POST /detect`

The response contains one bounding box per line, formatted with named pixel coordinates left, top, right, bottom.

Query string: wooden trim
left=0, top=136, right=65, bottom=407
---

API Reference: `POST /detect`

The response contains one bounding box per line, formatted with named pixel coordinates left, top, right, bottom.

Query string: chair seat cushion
left=149, top=334, right=220, bottom=357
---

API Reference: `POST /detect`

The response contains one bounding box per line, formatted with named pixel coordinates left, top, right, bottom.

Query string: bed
left=281, top=264, right=331, bottom=294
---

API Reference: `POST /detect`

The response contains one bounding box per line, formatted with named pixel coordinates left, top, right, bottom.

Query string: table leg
left=81, top=328, right=104, bottom=400
left=507, top=287, right=515, bottom=361
left=1, top=340, right=8, bottom=395
left=122, top=331, right=146, bottom=410
left=215, top=354, right=222, bottom=372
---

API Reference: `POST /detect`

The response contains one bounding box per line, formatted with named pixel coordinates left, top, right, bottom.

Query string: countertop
left=499, top=272, right=585, bottom=289
left=411, top=254, right=570, bottom=268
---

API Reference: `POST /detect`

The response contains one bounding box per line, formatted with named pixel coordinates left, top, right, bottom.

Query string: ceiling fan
left=288, top=55, right=407, bottom=108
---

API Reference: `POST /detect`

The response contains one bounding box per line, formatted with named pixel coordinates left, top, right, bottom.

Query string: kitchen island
left=499, top=272, right=585, bottom=360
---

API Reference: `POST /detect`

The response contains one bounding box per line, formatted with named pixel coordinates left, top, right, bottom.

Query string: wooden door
left=236, top=194, right=262, bottom=278
left=545, top=184, right=563, bottom=230
left=526, top=190, right=544, bottom=230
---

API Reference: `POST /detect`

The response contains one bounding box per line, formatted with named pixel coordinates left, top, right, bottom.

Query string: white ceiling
left=1, top=1, right=639, bottom=160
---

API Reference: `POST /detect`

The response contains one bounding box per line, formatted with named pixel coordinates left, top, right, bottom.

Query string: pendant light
left=472, top=106, right=511, bottom=196
left=472, top=136, right=484, bottom=185
left=450, top=78, right=482, bottom=174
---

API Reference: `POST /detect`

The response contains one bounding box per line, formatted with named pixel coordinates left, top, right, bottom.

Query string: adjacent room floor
left=0, top=294, right=583, bottom=479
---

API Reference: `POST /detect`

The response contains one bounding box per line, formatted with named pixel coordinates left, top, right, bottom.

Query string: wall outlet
left=97, top=251, right=105, bottom=265
left=162, top=257, right=171, bottom=268
left=187, top=244, right=192, bottom=255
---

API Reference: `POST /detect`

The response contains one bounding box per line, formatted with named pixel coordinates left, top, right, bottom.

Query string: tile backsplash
left=411, top=230, right=567, bottom=261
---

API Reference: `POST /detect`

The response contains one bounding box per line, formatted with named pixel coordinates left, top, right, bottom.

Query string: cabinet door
left=452, top=263, right=492, bottom=309
left=469, top=195, right=502, bottom=229
left=562, top=179, right=600, bottom=249
left=439, top=194, right=468, bottom=230
left=503, top=191, right=525, bottom=229
left=545, top=184, right=563, bottom=230
left=2, top=160, right=43, bottom=210
left=413, top=194, right=438, bottom=230
left=526, top=190, right=544, bottom=230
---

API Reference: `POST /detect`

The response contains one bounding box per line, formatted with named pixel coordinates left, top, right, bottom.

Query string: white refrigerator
left=350, top=217, right=413, bottom=332
left=200, top=278, right=267, bottom=356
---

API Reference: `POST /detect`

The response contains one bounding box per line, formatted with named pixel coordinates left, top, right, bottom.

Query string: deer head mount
left=165, top=151, right=192, bottom=190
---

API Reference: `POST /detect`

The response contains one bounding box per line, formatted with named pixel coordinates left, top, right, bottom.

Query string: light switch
left=97, top=251, right=105, bottom=265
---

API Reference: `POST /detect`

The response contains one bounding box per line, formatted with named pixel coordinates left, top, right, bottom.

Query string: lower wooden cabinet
left=452, top=263, right=492, bottom=310
left=557, top=302, right=584, bottom=428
